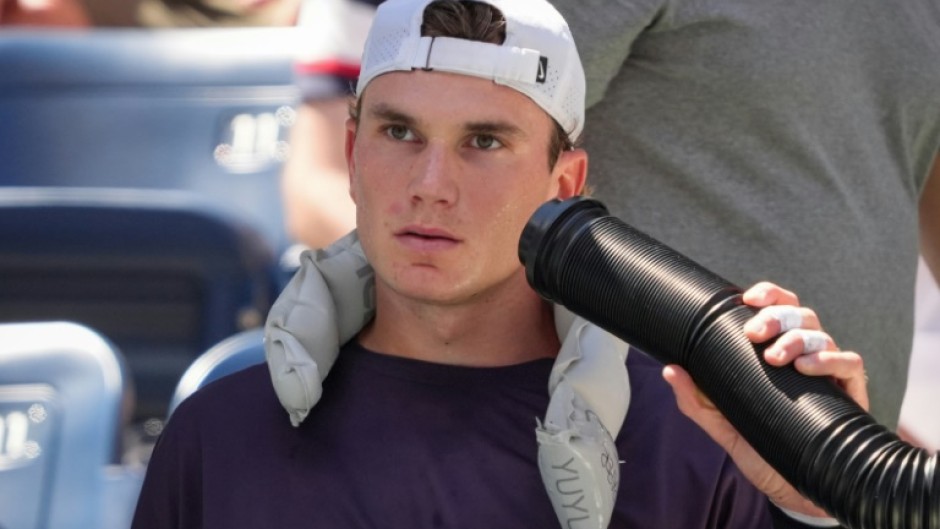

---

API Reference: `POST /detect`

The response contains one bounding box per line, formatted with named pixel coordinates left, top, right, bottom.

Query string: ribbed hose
left=518, top=197, right=939, bottom=529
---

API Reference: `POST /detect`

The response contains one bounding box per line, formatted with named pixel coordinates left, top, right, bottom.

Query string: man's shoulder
left=184, top=362, right=272, bottom=402
left=168, top=363, right=284, bottom=432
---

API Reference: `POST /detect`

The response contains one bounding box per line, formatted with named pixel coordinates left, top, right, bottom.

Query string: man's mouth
left=396, top=227, right=461, bottom=251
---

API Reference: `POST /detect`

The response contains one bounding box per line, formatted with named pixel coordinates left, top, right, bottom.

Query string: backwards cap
left=356, top=0, right=586, bottom=142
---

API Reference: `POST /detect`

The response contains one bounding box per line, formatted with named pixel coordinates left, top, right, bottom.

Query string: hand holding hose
left=521, top=197, right=938, bottom=528
left=663, top=281, right=868, bottom=519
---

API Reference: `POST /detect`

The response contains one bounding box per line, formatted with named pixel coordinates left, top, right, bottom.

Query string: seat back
left=0, top=27, right=300, bottom=251
left=168, top=328, right=266, bottom=415
left=0, top=321, right=137, bottom=529
left=0, top=187, right=277, bottom=421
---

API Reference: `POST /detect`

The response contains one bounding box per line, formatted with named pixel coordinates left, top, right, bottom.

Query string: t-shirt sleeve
left=129, top=402, right=204, bottom=529
left=549, top=0, right=670, bottom=108
left=293, top=0, right=379, bottom=101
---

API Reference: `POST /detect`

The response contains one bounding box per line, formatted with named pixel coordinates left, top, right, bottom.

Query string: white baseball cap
left=356, top=0, right=586, bottom=142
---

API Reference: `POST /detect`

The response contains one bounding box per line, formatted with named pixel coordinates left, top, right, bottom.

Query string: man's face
left=346, top=70, right=584, bottom=306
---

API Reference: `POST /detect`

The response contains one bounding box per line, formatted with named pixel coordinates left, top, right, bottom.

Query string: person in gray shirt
left=550, top=0, right=940, bottom=429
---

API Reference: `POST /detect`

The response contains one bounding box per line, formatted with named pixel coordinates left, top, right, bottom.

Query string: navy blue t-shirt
left=132, top=343, right=816, bottom=528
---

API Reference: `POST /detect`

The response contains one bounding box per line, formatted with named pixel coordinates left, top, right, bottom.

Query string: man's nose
left=407, top=142, right=458, bottom=206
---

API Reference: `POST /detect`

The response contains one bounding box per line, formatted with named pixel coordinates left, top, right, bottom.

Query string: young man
left=131, top=1, right=867, bottom=527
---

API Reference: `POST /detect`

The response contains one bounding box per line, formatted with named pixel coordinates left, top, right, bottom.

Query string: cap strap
left=411, top=36, right=542, bottom=85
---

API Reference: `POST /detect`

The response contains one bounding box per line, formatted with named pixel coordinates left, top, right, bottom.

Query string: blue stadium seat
left=0, top=187, right=278, bottom=422
left=0, top=27, right=301, bottom=252
left=0, top=321, right=143, bottom=529
left=168, top=328, right=265, bottom=416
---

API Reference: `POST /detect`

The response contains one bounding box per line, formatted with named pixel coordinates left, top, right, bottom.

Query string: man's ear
left=552, top=148, right=588, bottom=199
left=345, top=117, right=358, bottom=203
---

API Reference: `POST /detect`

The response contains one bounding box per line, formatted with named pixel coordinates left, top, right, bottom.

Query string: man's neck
left=357, top=276, right=560, bottom=367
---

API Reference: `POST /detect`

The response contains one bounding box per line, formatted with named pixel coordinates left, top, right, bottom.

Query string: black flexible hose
left=519, top=197, right=939, bottom=529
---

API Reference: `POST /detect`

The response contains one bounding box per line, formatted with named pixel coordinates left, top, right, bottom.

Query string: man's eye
left=386, top=125, right=414, bottom=141
left=471, top=134, right=502, bottom=150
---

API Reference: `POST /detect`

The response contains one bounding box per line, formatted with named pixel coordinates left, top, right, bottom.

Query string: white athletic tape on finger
left=800, top=330, right=829, bottom=355
left=763, top=305, right=803, bottom=333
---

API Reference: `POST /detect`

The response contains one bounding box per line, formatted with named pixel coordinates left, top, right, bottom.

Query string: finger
left=742, top=281, right=800, bottom=309
left=792, top=351, right=869, bottom=411
left=839, top=354, right=869, bottom=411
left=743, top=305, right=821, bottom=342
left=764, top=329, right=837, bottom=366
left=662, top=365, right=714, bottom=411
left=793, top=350, right=863, bottom=377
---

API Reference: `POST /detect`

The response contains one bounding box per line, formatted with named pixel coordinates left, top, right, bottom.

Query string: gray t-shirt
left=553, top=0, right=940, bottom=427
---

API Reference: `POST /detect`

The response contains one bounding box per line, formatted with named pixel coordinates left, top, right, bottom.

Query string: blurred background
left=1, top=1, right=304, bottom=526
left=0, top=0, right=937, bottom=527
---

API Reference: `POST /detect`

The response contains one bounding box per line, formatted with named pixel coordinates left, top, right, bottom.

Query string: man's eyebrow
left=464, top=121, right=526, bottom=139
left=367, top=104, right=417, bottom=126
